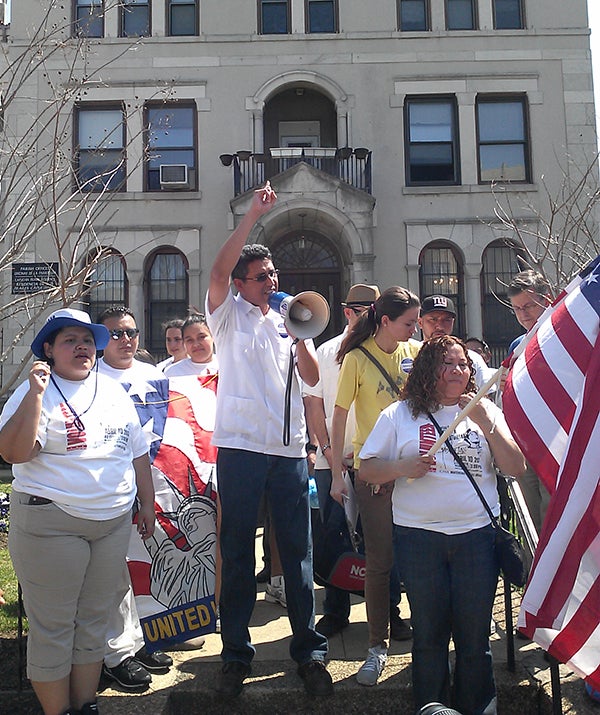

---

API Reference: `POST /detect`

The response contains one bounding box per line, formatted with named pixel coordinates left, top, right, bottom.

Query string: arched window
left=272, top=230, right=342, bottom=345
left=145, top=249, right=189, bottom=359
left=481, top=241, right=523, bottom=364
left=86, top=249, right=127, bottom=322
left=419, top=242, right=464, bottom=335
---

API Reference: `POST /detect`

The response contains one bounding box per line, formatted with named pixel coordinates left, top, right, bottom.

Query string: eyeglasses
left=110, top=328, right=140, bottom=340
left=244, top=269, right=280, bottom=283
left=346, top=305, right=368, bottom=316
left=511, top=301, right=544, bottom=314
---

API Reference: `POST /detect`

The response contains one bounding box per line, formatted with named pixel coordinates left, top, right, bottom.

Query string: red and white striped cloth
left=503, top=255, right=600, bottom=690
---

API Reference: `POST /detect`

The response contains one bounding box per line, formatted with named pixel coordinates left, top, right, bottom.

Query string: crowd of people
left=0, top=183, right=564, bottom=715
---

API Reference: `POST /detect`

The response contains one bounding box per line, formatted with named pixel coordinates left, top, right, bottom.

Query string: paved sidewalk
left=93, top=530, right=598, bottom=715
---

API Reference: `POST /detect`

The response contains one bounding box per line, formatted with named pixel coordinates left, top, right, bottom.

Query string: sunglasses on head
left=244, top=269, right=280, bottom=283
left=109, top=328, right=140, bottom=340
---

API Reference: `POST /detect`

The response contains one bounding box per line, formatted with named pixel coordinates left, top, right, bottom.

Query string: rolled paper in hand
left=405, top=366, right=504, bottom=485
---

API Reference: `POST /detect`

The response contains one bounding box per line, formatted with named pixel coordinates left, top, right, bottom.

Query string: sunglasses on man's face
left=109, top=328, right=140, bottom=340
left=347, top=305, right=368, bottom=315
left=244, top=269, right=280, bottom=283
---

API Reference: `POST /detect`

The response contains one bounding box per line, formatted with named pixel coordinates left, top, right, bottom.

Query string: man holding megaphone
left=205, top=183, right=333, bottom=699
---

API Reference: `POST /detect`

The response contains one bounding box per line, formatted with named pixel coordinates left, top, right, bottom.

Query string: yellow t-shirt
left=335, top=335, right=421, bottom=468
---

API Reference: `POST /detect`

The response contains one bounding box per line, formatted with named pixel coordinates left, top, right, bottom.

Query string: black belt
left=27, top=496, right=52, bottom=505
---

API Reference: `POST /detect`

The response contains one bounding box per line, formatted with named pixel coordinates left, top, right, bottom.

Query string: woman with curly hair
left=359, top=335, right=525, bottom=715
left=330, top=286, right=421, bottom=686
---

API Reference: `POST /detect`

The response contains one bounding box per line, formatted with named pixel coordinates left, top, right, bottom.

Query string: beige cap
left=342, top=284, right=381, bottom=306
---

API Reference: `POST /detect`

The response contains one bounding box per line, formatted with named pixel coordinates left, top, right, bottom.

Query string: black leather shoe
left=216, top=661, right=252, bottom=698
left=390, top=610, right=413, bottom=641
left=102, top=657, right=151, bottom=689
left=135, top=645, right=173, bottom=673
left=256, top=565, right=270, bottom=583
left=297, top=660, right=334, bottom=696
left=316, top=614, right=349, bottom=638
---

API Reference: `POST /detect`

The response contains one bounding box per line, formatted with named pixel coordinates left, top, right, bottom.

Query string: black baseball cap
left=421, top=295, right=456, bottom=317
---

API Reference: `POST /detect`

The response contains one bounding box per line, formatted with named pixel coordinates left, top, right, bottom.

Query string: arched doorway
left=271, top=230, right=343, bottom=345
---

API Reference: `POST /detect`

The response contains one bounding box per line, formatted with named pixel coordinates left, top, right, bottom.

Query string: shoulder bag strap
left=427, top=410, right=499, bottom=529
left=356, top=345, right=400, bottom=397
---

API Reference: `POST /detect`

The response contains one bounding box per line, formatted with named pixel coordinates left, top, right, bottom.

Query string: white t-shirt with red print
left=0, top=370, right=148, bottom=520
left=360, top=400, right=505, bottom=535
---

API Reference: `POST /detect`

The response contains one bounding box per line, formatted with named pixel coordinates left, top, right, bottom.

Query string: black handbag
left=428, top=412, right=531, bottom=588
left=311, top=495, right=366, bottom=596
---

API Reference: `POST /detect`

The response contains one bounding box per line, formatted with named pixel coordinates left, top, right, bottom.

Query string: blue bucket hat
left=31, top=308, right=110, bottom=358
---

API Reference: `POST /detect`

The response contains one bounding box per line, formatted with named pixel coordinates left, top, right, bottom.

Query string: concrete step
left=161, top=657, right=544, bottom=715
left=1, top=631, right=596, bottom=715
left=2, top=531, right=597, bottom=715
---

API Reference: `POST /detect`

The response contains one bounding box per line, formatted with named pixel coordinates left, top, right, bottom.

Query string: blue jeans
left=394, top=524, right=498, bottom=715
left=218, top=448, right=328, bottom=666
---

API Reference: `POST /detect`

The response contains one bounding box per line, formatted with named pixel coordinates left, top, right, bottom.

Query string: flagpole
left=426, top=367, right=504, bottom=455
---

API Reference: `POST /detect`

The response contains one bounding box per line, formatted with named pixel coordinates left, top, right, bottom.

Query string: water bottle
left=308, top=476, right=319, bottom=509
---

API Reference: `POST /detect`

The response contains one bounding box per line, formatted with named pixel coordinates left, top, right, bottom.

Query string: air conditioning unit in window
left=159, top=164, right=190, bottom=189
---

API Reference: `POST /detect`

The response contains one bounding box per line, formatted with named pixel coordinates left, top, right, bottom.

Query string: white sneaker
left=265, top=575, right=287, bottom=608
left=356, top=645, right=388, bottom=686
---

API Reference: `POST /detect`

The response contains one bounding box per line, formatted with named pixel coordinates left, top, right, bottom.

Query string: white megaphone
left=269, top=291, right=330, bottom=340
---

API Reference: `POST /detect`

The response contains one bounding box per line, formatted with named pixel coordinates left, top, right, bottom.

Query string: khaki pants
left=9, top=491, right=131, bottom=682
left=355, top=476, right=394, bottom=649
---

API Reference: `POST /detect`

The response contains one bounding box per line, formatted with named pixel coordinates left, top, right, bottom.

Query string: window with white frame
left=74, top=0, right=104, bottom=38
left=145, top=102, right=197, bottom=191
left=259, top=0, right=290, bottom=34
left=306, top=0, right=337, bottom=33
left=493, top=0, right=524, bottom=29
left=476, top=96, right=529, bottom=183
left=76, top=105, right=126, bottom=192
left=146, top=250, right=189, bottom=358
left=446, top=0, right=476, bottom=29
left=167, top=0, right=198, bottom=36
left=120, top=0, right=150, bottom=37
left=398, top=0, right=429, bottom=31
left=405, top=97, right=460, bottom=185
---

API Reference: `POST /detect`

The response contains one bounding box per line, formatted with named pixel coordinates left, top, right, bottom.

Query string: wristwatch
left=321, top=443, right=331, bottom=455
left=306, top=443, right=318, bottom=454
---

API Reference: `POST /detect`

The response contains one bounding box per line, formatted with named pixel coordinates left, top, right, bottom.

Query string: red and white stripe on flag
left=503, top=255, right=600, bottom=689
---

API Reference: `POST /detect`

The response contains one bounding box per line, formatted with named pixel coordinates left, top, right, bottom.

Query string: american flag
left=502, top=255, right=600, bottom=690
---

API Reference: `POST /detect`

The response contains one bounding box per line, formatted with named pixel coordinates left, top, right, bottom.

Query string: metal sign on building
left=11, top=263, right=59, bottom=294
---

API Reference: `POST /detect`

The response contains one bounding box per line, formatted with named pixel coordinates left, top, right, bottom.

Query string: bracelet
left=306, top=443, right=318, bottom=454
left=321, top=443, right=331, bottom=455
